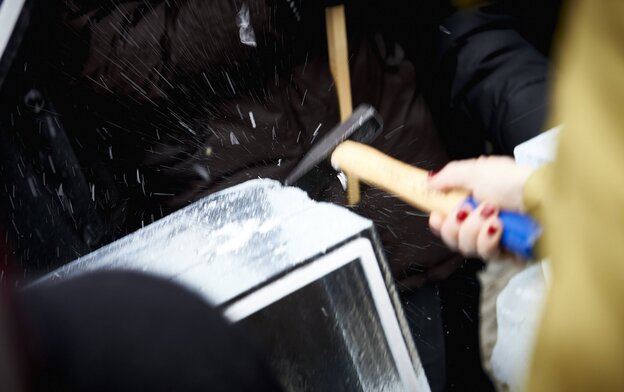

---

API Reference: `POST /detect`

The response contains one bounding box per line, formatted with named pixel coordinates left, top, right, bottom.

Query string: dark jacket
left=431, top=3, right=555, bottom=158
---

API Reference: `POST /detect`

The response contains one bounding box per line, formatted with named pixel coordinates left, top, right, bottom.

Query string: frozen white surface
left=0, top=0, right=26, bottom=62
left=37, top=179, right=371, bottom=306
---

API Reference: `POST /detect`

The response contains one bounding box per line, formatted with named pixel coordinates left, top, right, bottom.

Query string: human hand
left=427, top=156, right=533, bottom=260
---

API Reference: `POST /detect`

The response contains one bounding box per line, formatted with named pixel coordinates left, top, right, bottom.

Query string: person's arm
left=435, top=4, right=551, bottom=153
left=525, top=2, right=624, bottom=390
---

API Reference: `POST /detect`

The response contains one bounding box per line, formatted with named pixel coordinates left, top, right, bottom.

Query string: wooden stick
left=332, top=141, right=468, bottom=214
left=325, top=5, right=353, bottom=121
left=345, top=171, right=361, bottom=205
left=326, top=5, right=361, bottom=204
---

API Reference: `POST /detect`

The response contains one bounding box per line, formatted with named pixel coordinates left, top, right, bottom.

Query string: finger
left=457, top=203, right=496, bottom=256
left=457, top=202, right=498, bottom=256
left=440, top=204, right=472, bottom=251
left=477, top=216, right=503, bottom=260
left=429, top=211, right=444, bottom=235
left=427, top=159, right=477, bottom=192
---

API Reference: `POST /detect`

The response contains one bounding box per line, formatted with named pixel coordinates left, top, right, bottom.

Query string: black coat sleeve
left=435, top=5, right=551, bottom=154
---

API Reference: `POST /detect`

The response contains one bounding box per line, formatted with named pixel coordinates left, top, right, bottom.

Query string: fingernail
left=487, top=224, right=498, bottom=236
left=428, top=169, right=441, bottom=178
left=456, top=209, right=469, bottom=222
left=481, top=204, right=497, bottom=219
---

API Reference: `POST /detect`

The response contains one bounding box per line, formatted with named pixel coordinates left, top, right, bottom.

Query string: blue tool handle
left=465, top=197, right=542, bottom=260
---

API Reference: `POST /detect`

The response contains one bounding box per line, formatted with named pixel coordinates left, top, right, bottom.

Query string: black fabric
left=0, top=276, right=29, bottom=392
left=431, top=4, right=551, bottom=157
left=402, top=284, right=446, bottom=392
left=440, top=260, right=494, bottom=392
left=484, top=0, right=563, bottom=56
left=21, top=272, right=282, bottom=392
left=0, top=1, right=124, bottom=276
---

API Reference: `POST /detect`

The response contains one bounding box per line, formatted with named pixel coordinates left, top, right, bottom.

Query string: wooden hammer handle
left=331, top=141, right=468, bottom=214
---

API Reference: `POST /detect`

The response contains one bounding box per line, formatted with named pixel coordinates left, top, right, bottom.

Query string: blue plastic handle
left=465, top=197, right=542, bottom=260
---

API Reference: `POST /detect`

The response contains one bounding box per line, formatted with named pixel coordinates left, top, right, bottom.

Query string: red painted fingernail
left=428, top=169, right=441, bottom=177
left=456, top=210, right=469, bottom=222
left=481, top=204, right=496, bottom=219
left=487, top=224, right=498, bottom=236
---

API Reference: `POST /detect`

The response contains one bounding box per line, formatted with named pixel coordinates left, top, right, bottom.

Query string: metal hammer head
left=284, top=104, right=383, bottom=190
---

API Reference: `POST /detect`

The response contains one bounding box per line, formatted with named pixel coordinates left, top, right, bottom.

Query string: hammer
left=288, top=5, right=541, bottom=259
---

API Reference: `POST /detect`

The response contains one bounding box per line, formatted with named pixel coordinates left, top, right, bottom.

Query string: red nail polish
left=428, top=169, right=441, bottom=177
left=481, top=205, right=496, bottom=219
left=456, top=210, right=468, bottom=222
left=487, top=224, right=498, bottom=236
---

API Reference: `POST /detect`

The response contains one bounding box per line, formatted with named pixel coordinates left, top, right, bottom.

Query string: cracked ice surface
left=36, top=179, right=371, bottom=306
